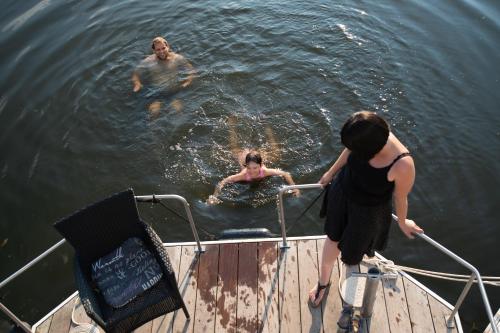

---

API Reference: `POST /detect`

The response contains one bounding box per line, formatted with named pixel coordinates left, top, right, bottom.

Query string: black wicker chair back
left=54, top=189, right=189, bottom=333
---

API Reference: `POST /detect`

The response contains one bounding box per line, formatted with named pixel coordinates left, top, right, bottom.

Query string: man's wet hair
left=244, top=151, right=263, bottom=166
left=151, top=37, right=169, bottom=50
left=341, top=111, right=390, bottom=161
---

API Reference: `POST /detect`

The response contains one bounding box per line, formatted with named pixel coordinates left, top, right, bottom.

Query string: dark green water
left=1, top=0, right=499, bottom=331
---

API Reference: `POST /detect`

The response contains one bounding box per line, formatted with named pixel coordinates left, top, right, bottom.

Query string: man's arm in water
left=132, top=57, right=153, bottom=92
left=132, top=71, right=142, bottom=92
left=178, top=55, right=195, bottom=88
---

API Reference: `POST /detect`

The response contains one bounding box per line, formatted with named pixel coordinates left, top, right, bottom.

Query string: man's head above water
left=151, top=37, right=171, bottom=60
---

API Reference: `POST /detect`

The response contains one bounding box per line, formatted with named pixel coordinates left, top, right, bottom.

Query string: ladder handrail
left=276, top=183, right=498, bottom=333
left=134, top=194, right=204, bottom=254
left=0, top=194, right=203, bottom=332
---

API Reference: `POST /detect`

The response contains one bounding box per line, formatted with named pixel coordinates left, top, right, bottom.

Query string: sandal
left=309, top=281, right=331, bottom=308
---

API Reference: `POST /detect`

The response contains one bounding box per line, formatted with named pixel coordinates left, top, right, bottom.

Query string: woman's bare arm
left=318, top=148, right=350, bottom=186
left=392, top=158, right=423, bottom=238
left=208, top=172, right=245, bottom=204
left=265, top=168, right=300, bottom=196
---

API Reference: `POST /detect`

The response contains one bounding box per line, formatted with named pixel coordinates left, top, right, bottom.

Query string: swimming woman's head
left=341, top=111, right=390, bottom=160
left=244, top=151, right=263, bottom=177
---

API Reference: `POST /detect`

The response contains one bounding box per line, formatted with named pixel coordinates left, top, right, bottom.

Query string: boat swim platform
left=32, top=236, right=462, bottom=333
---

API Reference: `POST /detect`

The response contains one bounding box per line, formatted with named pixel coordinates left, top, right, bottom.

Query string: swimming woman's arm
left=318, top=148, right=351, bottom=186
left=266, top=168, right=300, bottom=197
left=208, top=173, right=244, bottom=204
left=392, top=158, right=423, bottom=239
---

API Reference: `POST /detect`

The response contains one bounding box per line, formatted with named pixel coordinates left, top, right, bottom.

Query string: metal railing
left=134, top=194, right=204, bottom=254
left=0, top=194, right=202, bottom=332
left=277, top=183, right=498, bottom=333
left=277, top=183, right=322, bottom=249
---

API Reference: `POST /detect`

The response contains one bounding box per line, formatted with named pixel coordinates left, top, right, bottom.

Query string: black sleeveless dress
left=320, top=152, right=410, bottom=265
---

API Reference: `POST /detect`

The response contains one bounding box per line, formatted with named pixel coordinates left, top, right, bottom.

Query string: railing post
left=447, top=274, right=475, bottom=328
left=179, top=198, right=205, bottom=255
left=135, top=194, right=205, bottom=254
left=277, top=189, right=289, bottom=250
left=276, top=184, right=323, bottom=251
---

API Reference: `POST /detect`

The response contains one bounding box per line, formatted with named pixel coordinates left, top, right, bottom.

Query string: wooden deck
left=33, top=237, right=462, bottom=333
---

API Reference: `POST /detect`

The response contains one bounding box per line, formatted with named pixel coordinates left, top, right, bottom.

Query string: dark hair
left=244, top=151, right=262, bottom=166
left=341, top=111, right=390, bottom=160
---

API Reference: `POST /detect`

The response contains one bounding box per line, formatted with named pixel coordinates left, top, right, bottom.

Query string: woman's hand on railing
left=318, top=172, right=333, bottom=187
left=398, top=219, right=424, bottom=239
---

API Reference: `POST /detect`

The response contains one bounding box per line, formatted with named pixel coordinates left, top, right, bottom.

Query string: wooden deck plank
left=318, top=239, right=343, bottom=333
left=34, top=238, right=468, bottom=333
left=380, top=268, right=413, bottom=332
left=278, top=240, right=301, bottom=332
left=237, top=242, right=259, bottom=333
left=35, top=315, right=53, bottom=333
left=215, top=243, right=238, bottom=333
left=193, top=244, right=219, bottom=332
left=359, top=260, right=390, bottom=333
left=297, top=239, right=323, bottom=332
left=48, top=297, right=73, bottom=333
left=172, top=245, right=199, bottom=333
left=428, top=294, right=458, bottom=333
left=151, top=246, right=182, bottom=333
left=402, top=277, right=435, bottom=333
left=257, top=242, right=279, bottom=333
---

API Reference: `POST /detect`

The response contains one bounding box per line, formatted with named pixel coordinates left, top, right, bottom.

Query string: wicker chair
left=54, top=189, right=189, bottom=333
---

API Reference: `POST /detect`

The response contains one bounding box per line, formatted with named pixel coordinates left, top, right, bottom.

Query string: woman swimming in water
left=207, top=118, right=300, bottom=204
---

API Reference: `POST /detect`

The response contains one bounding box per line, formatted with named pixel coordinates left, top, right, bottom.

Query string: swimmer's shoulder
left=140, top=55, right=157, bottom=66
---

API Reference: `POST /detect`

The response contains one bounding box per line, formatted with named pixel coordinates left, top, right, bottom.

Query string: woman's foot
left=309, top=281, right=331, bottom=308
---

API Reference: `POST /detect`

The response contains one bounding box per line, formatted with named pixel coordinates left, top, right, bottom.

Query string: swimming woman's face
left=246, top=161, right=261, bottom=177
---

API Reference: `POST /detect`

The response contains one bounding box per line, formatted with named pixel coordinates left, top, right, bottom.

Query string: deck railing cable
left=277, top=183, right=499, bottom=333
left=0, top=194, right=203, bottom=332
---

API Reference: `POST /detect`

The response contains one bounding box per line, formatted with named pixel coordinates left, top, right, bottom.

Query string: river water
left=1, top=0, right=499, bottom=331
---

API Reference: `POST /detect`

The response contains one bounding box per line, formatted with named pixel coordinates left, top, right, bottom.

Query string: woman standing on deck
left=309, top=111, right=423, bottom=310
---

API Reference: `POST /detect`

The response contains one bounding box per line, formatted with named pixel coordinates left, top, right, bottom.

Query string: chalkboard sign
left=91, top=237, right=163, bottom=308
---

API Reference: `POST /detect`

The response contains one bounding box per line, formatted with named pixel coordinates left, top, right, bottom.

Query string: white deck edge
left=31, top=235, right=463, bottom=333
left=32, top=291, right=79, bottom=332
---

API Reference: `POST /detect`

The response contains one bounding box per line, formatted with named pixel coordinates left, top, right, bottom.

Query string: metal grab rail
left=134, top=194, right=205, bottom=254
left=277, top=183, right=498, bottom=333
left=0, top=194, right=203, bottom=332
left=276, top=183, right=322, bottom=249
left=391, top=214, right=498, bottom=332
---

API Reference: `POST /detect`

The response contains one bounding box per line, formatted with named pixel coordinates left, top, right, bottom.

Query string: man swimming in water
left=132, top=37, right=195, bottom=116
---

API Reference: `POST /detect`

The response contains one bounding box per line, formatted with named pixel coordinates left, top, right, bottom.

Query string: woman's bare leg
left=309, top=238, right=340, bottom=305
left=227, top=116, right=246, bottom=168
left=262, top=125, right=281, bottom=164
